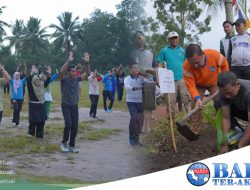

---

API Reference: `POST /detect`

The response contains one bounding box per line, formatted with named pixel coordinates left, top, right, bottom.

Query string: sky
left=1, top=0, right=249, bottom=51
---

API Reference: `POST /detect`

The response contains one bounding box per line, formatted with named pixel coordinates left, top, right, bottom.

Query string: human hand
left=82, top=52, right=90, bottom=63
left=68, top=51, right=74, bottom=62
left=195, top=99, right=204, bottom=109
left=31, top=65, right=37, bottom=74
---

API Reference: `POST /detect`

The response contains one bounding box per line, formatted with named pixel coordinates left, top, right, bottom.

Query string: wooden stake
left=157, top=63, right=177, bottom=152
left=167, top=93, right=177, bottom=152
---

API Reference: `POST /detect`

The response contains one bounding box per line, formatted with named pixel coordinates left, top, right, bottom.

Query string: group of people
left=125, top=17, right=250, bottom=152
left=0, top=51, right=126, bottom=153
left=0, top=17, right=249, bottom=154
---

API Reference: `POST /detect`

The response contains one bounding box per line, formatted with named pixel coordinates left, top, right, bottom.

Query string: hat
left=233, top=18, right=246, bottom=25
left=167, top=31, right=179, bottom=39
left=134, top=30, right=145, bottom=39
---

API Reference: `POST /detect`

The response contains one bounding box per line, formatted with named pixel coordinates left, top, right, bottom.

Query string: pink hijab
left=13, top=72, right=21, bottom=94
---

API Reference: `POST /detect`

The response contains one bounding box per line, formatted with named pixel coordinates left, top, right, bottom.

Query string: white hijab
left=13, top=72, right=21, bottom=94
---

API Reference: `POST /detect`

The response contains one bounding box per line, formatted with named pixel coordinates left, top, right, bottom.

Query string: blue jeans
left=127, top=102, right=144, bottom=143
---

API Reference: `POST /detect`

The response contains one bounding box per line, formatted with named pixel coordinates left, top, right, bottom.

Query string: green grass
left=2, top=81, right=128, bottom=117
left=78, top=121, right=122, bottom=141
left=81, top=128, right=122, bottom=141
left=0, top=135, right=60, bottom=154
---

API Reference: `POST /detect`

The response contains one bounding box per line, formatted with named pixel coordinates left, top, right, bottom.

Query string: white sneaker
left=69, top=146, right=79, bottom=153
left=60, top=143, right=70, bottom=152
left=12, top=122, right=16, bottom=126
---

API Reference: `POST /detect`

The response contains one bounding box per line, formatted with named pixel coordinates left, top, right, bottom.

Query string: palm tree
left=22, top=17, right=49, bottom=54
left=5, top=19, right=25, bottom=56
left=49, top=12, right=80, bottom=54
left=0, top=6, right=10, bottom=41
left=205, top=0, right=234, bottom=22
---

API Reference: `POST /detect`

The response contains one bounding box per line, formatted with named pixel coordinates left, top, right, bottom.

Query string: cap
left=134, top=30, right=145, bottom=40
left=233, top=18, right=246, bottom=25
left=167, top=31, right=179, bottom=39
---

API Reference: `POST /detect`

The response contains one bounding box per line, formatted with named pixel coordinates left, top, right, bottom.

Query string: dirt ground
left=0, top=105, right=217, bottom=183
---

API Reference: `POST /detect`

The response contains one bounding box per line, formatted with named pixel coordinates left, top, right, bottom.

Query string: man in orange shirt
left=183, top=44, right=229, bottom=136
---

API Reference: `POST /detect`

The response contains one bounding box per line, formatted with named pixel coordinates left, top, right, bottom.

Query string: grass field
left=2, top=80, right=128, bottom=117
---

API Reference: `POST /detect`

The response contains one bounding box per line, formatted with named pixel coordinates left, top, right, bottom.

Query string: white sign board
left=157, top=68, right=175, bottom=94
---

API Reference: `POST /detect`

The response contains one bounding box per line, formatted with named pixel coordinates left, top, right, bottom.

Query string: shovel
left=176, top=90, right=219, bottom=141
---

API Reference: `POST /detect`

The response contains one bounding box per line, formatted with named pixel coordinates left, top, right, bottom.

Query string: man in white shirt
left=228, top=18, right=250, bottom=80
left=124, top=63, right=144, bottom=145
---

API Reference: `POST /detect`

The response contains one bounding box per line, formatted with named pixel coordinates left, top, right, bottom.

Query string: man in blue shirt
left=102, top=71, right=115, bottom=112
left=157, top=31, right=191, bottom=118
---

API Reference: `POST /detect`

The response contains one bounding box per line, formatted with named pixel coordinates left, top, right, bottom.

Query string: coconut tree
left=205, top=0, right=236, bottom=22
left=0, top=6, right=9, bottom=41
left=49, top=12, right=80, bottom=54
left=22, top=17, right=49, bottom=54
left=5, top=19, right=25, bottom=56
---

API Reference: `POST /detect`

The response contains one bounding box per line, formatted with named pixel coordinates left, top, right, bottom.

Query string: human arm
left=220, top=40, right=225, bottom=57
left=80, top=52, right=91, bottom=80
left=157, top=48, right=166, bottom=68
left=44, top=67, right=51, bottom=88
left=124, top=77, right=142, bottom=91
left=183, top=62, right=201, bottom=103
left=227, top=39, right=232, bottom=67
left=219, top=53, right=229, bottom=72
left=0, top=64, right=11, bottom=83
left=49, top=69, right=59, bottom=84
left=60, top=51, right=73, bottom=80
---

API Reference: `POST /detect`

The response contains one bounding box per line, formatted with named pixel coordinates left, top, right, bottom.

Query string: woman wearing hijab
left=27, top=65, right=51, bottom=138
left=10, top=72, right=27, bottom=126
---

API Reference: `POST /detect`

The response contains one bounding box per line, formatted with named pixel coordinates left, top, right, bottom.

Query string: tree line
left=0, top=0, right=222, bottom=75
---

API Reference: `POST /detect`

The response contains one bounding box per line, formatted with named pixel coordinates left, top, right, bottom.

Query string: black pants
left=28, top=122, right=45, bottom=138
left=89, top=94, right=99, bottom=117
left=61, top=104, right=78, bottom=147
left=231, top=66, right=250, bottom=80
left=127, top=102, right=144, bottom=143
left=231, top=105, right=248, bottom=129
left=0, top=111, right=2, bottom=124
left=103, top=90, right=114, bottom=110
left=177, top=88, right=183, bottom=112
left=117, top=86, right=124, bottom=101
left=3, top=84, right=10, bottom=94
left=12, top=99, right=23, bottom=125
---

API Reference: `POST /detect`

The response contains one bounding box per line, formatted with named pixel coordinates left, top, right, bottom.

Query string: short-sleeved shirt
left=10, top=78, right=26, bottom=100
left=0, top=78, right=6, bottom=111
left=230, top=33, right=250, bottom=67
left=157, top=46, right=185, bottom=81
left=61, top=77, right=81, bottom=105
left=220, top=79, right=250, bottom=113
left=183, top=49, right=229, bottom=100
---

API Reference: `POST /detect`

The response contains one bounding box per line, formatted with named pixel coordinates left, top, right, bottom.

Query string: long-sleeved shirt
left=183, top=49, right=229, bottom=101
left=10, top=78, right=26, bottom=100
left=124, top=75, right=143, bottom=103
left=102, top=73, right=115, bottom=92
